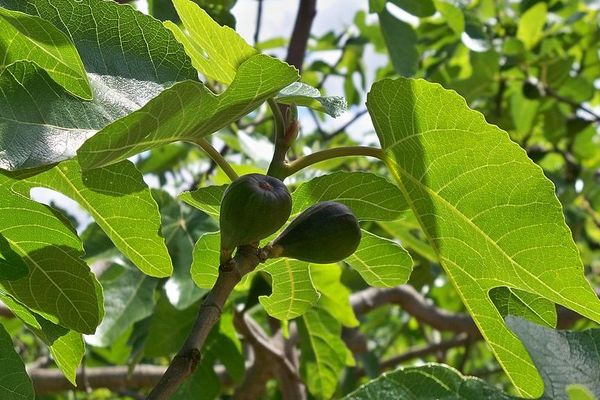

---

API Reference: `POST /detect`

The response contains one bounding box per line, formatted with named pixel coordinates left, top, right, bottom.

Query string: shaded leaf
left=344, top=363, right=516, bottom=399
left=507, top=316, right=600, bottom=400
left=379, top=8, right=418, bottom=77
left=390, top=0, right=436, bottom=17
left=0, top=323, right=34, bottom=400
left=0, top=7, right=90, bottom=99
left=86, top=264, right=158, bottom=347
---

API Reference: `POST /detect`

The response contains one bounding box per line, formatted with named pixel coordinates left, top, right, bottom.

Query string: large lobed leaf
left=186, top=171, right=412, bottom=320
left=0, top=0, right=196, bottom=170
left=190, top=228, right=410, bottom=321
left=77, top=54, right=299, bottom=169
left=291, top=171, right=407, bottom=220
left=366, top=77, right=600, bottom=397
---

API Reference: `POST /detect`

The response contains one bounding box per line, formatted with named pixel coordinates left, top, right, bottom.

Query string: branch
left=285, top=0, right=317, bottom=71
left=233, top=312, right=305, bottom=400
left=350, top=285, right=600, bottom=338
left=29, top=364, right=236, bottom=395
left=354, top=334, right=473, bottom=378
left=147, top=246, right=262, bottom=400
left=545, top=86, right=600, bottom=122
left=351, top=286, right=479, bottom=335
left=254, top=0, right=264, bottom=46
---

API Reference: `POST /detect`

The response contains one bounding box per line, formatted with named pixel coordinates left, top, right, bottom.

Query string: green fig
left=220, top=174, right=291, bottom=261
left=269, top=201, right=361, bottom=264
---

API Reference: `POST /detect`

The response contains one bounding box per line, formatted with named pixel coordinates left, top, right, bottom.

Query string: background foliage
left=0, top=0, right=599, bottom=399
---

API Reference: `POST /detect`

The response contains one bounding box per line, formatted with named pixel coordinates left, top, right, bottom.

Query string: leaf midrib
left=54, top=167, right=166, bottom=276
left=386, top=155, right=599, bottom=318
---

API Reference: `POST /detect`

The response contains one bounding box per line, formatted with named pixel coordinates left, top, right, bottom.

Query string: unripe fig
left=269, top=201, right=361, bottom=264
left=220, top=174, right=291, bottom=260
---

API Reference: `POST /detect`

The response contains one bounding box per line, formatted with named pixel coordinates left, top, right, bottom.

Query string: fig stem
left=266, top=98, right=292, bottom=180
left=147, top=245, right=262, bottom=399
left=194, top=138, right=239, bottom=181
left=284, top=146, right=385, bottom=177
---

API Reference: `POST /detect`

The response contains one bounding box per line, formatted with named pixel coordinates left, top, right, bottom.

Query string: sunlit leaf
left=165, top=0, right=256, bottom=84
left=367, top=77, right=600, bottom=397
left=7, top=160, right=173, bottom=277
left=78, top=54, right=298, bottom=169
left=0, top=174, right=102, bottom=333
left=291, top=171, right=407, bottom=221
left=276, top=82, right=347, bottom=118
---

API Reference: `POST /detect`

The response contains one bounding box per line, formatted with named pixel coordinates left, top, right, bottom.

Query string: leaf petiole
left=284, top=146, right=385, bottom=177
left=192, top=138, right=239, bottom=181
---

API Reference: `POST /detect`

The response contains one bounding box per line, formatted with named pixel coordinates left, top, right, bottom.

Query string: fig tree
left=219, top=174, right=292, bottom=261
left=269, top=201, right=361, bottom=263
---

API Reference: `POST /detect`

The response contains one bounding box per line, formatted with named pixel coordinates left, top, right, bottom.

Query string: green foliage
left=164, top=0, right=255, bottom=84
left=1, top=0, right=600, bottom=398
left=0, top=323, right=34, bottom=399
left=77, top=54, right=298, bottom=169
left=367, top=77, right=600, bottom=396
left=507, top=317, right=600, bottom=399
left=299, top=306, right=353, bottom=399
left=276, top=82, right=347, bottom=118
left=0, top=7, right=91, bottom=99
left=344, top=363, right=516, bottom=399
left=0, top=0, right=196, bottom=170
